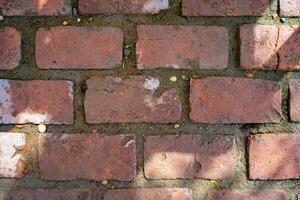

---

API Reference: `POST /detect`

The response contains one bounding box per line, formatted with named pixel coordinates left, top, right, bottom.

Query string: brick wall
left=1, top=0, right=300, bottom=199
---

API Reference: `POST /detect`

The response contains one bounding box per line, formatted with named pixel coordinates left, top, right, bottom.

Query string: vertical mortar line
left=72, top=77, right=88, bottom=132
left=135, top=133, right=146, bottom=185
left=227, top=21, right=243, bottom=76
left=181, top=72, right=191, bottom=124
left=281, top=77, right=290, bottom=122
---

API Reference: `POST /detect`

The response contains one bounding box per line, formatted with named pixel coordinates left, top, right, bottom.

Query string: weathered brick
left=240, top=25, right=278, bottom=70
left=79, top=0, right=169, bottom=14
left=84, top=76, right=182, bottom=123
left=240, top=25, right=300, bottom=70
left=182, top=0, right=270, bottom=16
left=36, top=26, right=123, bottom=69
left=0, top=80, right=73, bottom=124
left=280, top=0, right=300, bottom=16
left=190, top=77, right=282, bottom=124
left=278, top=25, right=300, bottom=70
left=0, top=0, right=71, bottom=16
left=0, top=27, right=21, bottom=70
left=249, top=134, right=300, bottom=180
left=290, top=79, right=300, bottom=122
left=144, top=134, right=236, bottom=179
left=8, top=189, right=91, bottom=200
left=136, top=25, right=228, bottom=69
left=103, top=188, right=192, bottom=200
left=204, top=190, right=287, bottom=200
left=0, top=132, right=26, bottom=178
left=39, top=133, right=136, bottom=181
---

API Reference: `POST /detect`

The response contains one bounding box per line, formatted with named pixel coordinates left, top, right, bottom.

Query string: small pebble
left=0, top=16, right=4, bottom=21
left=170, top=76, right=177, bottom=82
left=101, top=180, right=108, bottom=185
left=124, top=48, right=131, bottom=57
left=16, top=124, right=24, bottom=128
left=174, top=124, right=180, bottom=129
left=38, top=124, right=47, bottom=133
left=280, top=17, right=287, bottom=23
left=62, top=21, right=68, bottom=26
left=246, top=73, right=253, bottom=78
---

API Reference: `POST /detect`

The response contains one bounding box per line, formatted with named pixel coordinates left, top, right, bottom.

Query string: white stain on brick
left=67, top=81, right=74, bottom=100
left=144, top=95, right=165, bottom=109
left=15, top=109, right=52, bottom=124
left=166, top=64, right=180, bottom=69
left=0, top=80, right=53, bottom=124
left=124, top=139, right=135, bottom=148
left=0, top=80, right=14, bottom=123
left=144, top=77, right=160, bottom=91
left=0, top=132, right=26, bottom=178
left=143, top=0, right=169, bottom=13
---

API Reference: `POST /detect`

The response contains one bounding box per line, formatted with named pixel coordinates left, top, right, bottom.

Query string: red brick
left=136, top=25, right=228, bottom=69
left=0, top=27, right=21, bottom=70
left=0, top=132, right=26, bottom=178
left=190, top=77, right=282, bottom=124
left=204, top=190, right=287, bottom=200
left=0, top=0, right=71, bottom=16
left=103, top=188, right=192, bottom=200
left=8, top=189, right=91, bottom=200
left=36, top=26, right=123, bottom=69
left=249, top=134, right=300, bottom=180
left=144, top=134, right=236, bottom=179
left=277, top=25, right=300, bottom=70
left=79, top=0, right=169, bottom=14
left=240, top=25, right=300, bottom=71
left=205, top=191, right=244, bottom=200
left=290, top=79, right=300, bottom=122
left=39, top=133, right=136, bottom=181
left=0, top=79, right=73, bottom=124
left=240, top=25, right=278, bottom=70
left=280, top=0, right=300, bottom=16
left=84, top=76, right=182, bottom=123
left=182, top=0, right=270, bottom=16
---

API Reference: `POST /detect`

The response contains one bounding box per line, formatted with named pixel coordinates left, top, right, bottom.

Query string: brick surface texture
left=144, top=134, right=236, bottom=179
left=137, top=25, right=228, bottom=69
left=1, top=0, right=300, bottom=199
left=204, top=190, right=287, bottom=200
left=240, top=25, right=300, bottom=70
left=36, top=26, right=123, bottom=69
left=39, top=133, right=136, bottom=181
left=84, top=76, right=182, bottom=123
left=190, top=77, right=282, bottom=124
left=249, top=134, right=300, bottom=180
left=0, top=27, right=21, bottom=70
left=0, top=132, right=26, bottom=178
left=79, top=0, right=169, bottom=14
left=182, top=0, right=270, bottom=16
left=7, top=189, right=91, bottom=200
left=0, top=0, right=71, bottom=16
left=280, top=0, right=300, bottom=16
left=290, top=79, right=300, bottom=122
left=0, top=79, right=73, bottom=124
left=103, top=188, right=192, bottom=200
